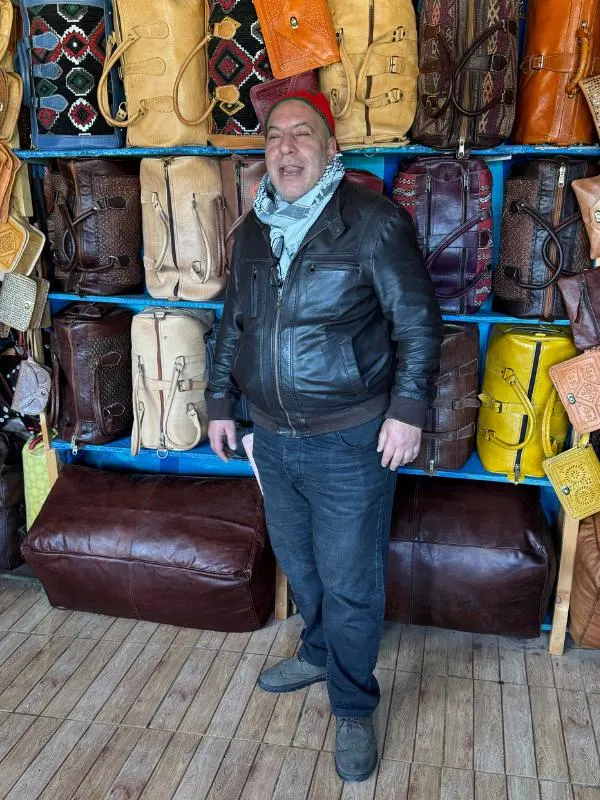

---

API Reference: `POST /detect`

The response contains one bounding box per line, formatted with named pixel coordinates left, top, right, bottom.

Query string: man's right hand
left=208, top=419, right=237, bottom=462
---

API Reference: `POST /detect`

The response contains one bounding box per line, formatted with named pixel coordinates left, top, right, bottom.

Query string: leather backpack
left=410, top=323, right=480, bottom=473
left=131, top=307, right=214, bottom=455
left=43, top=159, right=143, bottom=296
left=513, top=0, right=600, bottom=146
left=53, top=304, right=134, bottom=450
left=412, top=0, right=519, bottom=155
left=318, top=0, right=418, bottom=147
left=392, top=157, right=493, bottom=314
left=140, top=156, right=227, bottom=301
left=493, top=158, right=599, bottom=320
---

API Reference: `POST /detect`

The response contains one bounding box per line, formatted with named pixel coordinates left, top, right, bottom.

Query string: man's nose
left=279, top=131, right=296, bottom=153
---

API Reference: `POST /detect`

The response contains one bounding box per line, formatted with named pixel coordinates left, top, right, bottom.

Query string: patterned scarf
left=253, top=154, right=345, bottom=280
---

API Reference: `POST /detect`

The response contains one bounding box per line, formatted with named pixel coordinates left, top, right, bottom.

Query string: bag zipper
left=513, top=340, right=542, bottom=483
left=457, top=0, right=475, bottom=158
left=543, top=163, right=566, bottom=319
left=163, top=158, right=179, bottom=296
left=365, top=0, right=375, bottom=138
left=459, top=169, right=470, bottom=312
left=66, top=324, right=80, bottom=454
left=154, top=315, right=166, bottom=449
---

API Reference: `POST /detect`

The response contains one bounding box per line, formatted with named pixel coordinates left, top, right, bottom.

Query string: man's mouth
left=280, top=166, right=303, bottom=176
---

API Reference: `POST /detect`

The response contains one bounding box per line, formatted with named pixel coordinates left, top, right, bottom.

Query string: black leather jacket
left=206, top=178, right=443, bottom=435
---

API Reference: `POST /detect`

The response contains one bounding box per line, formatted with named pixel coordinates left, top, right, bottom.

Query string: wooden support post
left=39, top=411, right=59, bottom=487
left=275, top=562, right=290, bottom=621
left=549, top=508, right=580, bottom=656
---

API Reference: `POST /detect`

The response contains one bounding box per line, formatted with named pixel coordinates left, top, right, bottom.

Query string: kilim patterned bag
left=17, top=0, right=120, bottom=149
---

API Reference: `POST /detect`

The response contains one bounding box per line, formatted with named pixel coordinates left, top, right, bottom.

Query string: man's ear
left=327, top=136, right=338, bottom=159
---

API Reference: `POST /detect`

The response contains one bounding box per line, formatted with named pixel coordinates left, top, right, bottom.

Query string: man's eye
left=267, top=133, right=281, bottom=141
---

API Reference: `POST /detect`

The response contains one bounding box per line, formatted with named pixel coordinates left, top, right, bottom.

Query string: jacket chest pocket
left=304, top=263, right=361, bottom=320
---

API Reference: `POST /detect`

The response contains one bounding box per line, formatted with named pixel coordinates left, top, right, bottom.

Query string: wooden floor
left=1, top=578, right=600, bottom=800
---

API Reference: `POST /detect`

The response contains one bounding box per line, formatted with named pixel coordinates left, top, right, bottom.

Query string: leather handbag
left=22, top=466, right=275, bottom=631
left=392, top=157, right=493, bottom=314
left=318, top=0, right=418, bottom=148
left=569, top=511, right=600, bottom=647
left=53, top=303, right=133, bottom=449
left=493, top=158, right=599, bottom=320
left=250, top=71, right=318, bottom=132
left=0, top=0, right=12, bottom=62
left=410, top=323, right=480, bottom=472
left=477, top=325, right=577, bottom=482
left=131, top=307, right=215, bottom=455
left=513, top=0, right=600, bottom=146
left=0, top=273, right=50, bottom=332
left=44, top=159, right=143, bottom=296
left=0, top=216, right=45, bottom=277
left=572, top=175, right=600, bottom=258
left=0, top=69, right=23, bottom=143
left=412, top=0, right=519, bottom=155
left=579, top=72, right=600, bottom=139
left=557, top=268, right=600, bottom=350
left=549, top=350, right=600, bottom=433
left=22, top=433, right=54, bottom=531
left=11, top=332, right=51, bottom=417
left=253, top=0, right=339, bottom=80
left=543, top=435, right=600, bottom=520
left=98, top=0, right=208, bottom=147
left=0, top=143, right=20, bottom=225
left=17, top=0, right=121, bottom=150
left=140, top=157, right=227, bottom=301
left=219, top=155, right=267, bottom=268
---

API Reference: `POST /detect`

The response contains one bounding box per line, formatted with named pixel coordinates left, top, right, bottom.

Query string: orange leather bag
left=513, top=0, right=600, bottom=145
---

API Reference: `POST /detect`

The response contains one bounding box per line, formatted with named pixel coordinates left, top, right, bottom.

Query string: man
left=207, top=89, right=442, bottom=783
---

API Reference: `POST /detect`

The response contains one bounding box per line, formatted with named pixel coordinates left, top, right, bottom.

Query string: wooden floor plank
left=0, top=634, right=73, bottom=711
left=502, top=683, right=537, bottom=778
left=172, top=736, right=231, bottom=800
left=124, top=620, right=160, bottom=645
left=235, top=656, right=279, bottom=742
left=0, top=589, right=43, bottom=631
left=551, top=652, right=583, bottom=691
left=377, top=623, right=402, bottom=671
left=413, top=674, right=445, bottom=767
left=139, top=731, right=202, bottom=800
left=150, top=647, right=217, bottom=732
left=292, top=681, right=330, bottom=751
left=539, top=782, right=574, bottom=800
left=53, top=612, right=105, bottom=639
left=447, top=631, right=473, bottom=679
left=68, top=611, right=115, bottom=640
left=373, top=667, right=394, bottom=759
left=70, top=726, right=144, bottom=800
left=101, top=618, right=137, bottom=642
left=340, top=765, right=379, bottom=800
left=407, top=763, right=441, bottom=800
left=572, top=788, right=600, bottom=800
left=557, top=690, right=600, bottom=785
left=0, top=713, right=37, bottom=762
left=474, top=679, right=504, bottom=775
left=179, top=649, right=241, bottom=735
left=8, top=596, right=52, bottom=634
left=272, top=747, right=318, bottom=800
left=0, top=634, right=50, bottom=695
left=441, top=767, right=474, bottom=800
left=104, top=728, right=172, bottom=800
left=307, top=750, right=343, bottom=800
left=382, top=671, right=421, bottom=762
left=475, top=772, right=507, bottom=800
left=500, top=640, right=527, bottom=685
left=245, top=620, right=281, bottom=656
left=222, top=631, right=253, bottom=653
left=147, top=624, right=180, bottom=647
left=171, top=628, right=203, bottom=648
left=529, top=687, right=569, bottom=782
left=472, top=634, right=500, bottom=682
left=239, top=743, right=287, bottom=800
left=423, top=628, right=448, bottom=677
left=122, top=645, right=191, bottom=728
left=206, top=738, right=259, bottom=800
left=0, top=632, right=29, bottom=668
left=269, top=615, right=303, bottom=659
left=580, top=655, right=600, bottom=694
left=444, top=677, right=473, bottom=771
left=0, top=586, right=28, bottom=618
left=507, top=775, right=541, bottom=800
left=374, top=760, right=410, bottom=800
left=198, top=630, right=228, bottom=650
left=526, top=652, right=555, bottom=688
left=30, top=608, right=73, bottom=637
left=264, top=687, right=308, bottom=747
left=396, top=626, right=426, bottom=674
left=0, top=716, right=62, bottom=798
left=207, top=653, right=267, bottom=739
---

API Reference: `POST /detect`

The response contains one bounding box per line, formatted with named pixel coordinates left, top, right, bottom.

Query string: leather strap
left=145, top=191, right=171, bottom=275
left=356, top=28, right=414, bottom=107
left=330, top=30, right=357, bottom=120
left=422, top=422, right=476, bottom=441
left=480, top=367, right=537, bottom=451
left=520, top=53, right=582, bottom=73
left=173, top=34, right=214, bottom=126
left=98, top=31, right=147, bottom=128
left=131, top=357, right=143, bottom=456
left=432, top=396, right=480, bottom=410
left=503, top=201, right=565, bottom=290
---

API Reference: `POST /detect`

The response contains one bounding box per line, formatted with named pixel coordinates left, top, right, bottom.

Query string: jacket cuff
left=385, top=395, right=428, bottom=429
left=206, top=396, right=237, bottom=421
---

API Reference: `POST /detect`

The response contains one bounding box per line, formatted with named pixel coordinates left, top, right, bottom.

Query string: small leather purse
left=543, top=435, right=600, bottom=521
left=579, top=73, right=600, bottom=141
left=0, top=216, right=45, bottom=277
left=252, top=0, right=339, bottom=79
left=549, top=350, right=600, bottom=434
left=0, top=273, right=50, bottom=332
left=572, top=175, right=600, bottom=259
left=557, top=269, right=600, bottom=351
left=249, top=70, right=318, bottom=132
left=11, top=332, right=51, bottom=416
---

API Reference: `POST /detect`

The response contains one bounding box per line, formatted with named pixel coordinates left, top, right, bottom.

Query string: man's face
left=265, top=100, right=337, bottom=203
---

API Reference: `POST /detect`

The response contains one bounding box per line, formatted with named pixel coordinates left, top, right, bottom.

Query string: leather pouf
left=22, top=466, right=275, bottom=632
left=568, top=513, right=600, bottom=648
left=385, top=476, right=556, bottom=637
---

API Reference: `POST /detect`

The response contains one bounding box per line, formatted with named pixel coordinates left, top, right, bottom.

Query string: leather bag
left=0, top=273, right=50, bottom=332
left=318, top=0, right=418, bottom=148
left=543, top=435, right=600, bottom=520
left=569, top=511, right=600, bottom=647
left=557, top=268, right=600, bottom=350
left=410, top=323, right=479, bottom=472
left=0, top=460, right=25, bottom=571
left=11, top=331, right=51, bottom=416
left=392, top=157, right=493, bottom=314
left=22, top=466, right=275, bottom=632
left=44, top=159, right=143, bottom=296
left=549, top=349, right=600, bottom=433
left=412, top=0, right=519, bottom=154
left=572, top=175, right=600, bottom=258
left=385, top=475, right=556, bottom=636
left=17, top=0, right=121, bottom=150
left=219, top=155, right=267, bottom=268
left=513, top=0, right=600, bottom=146
left=97, top=0, right=208, bottom=147
left=253, top=0, right=339, bottom=80
left=0, top=69, right=23, bottom=144
left=140, top=157, right=227, bottom=301
left=579, top=72, right=600, bottom=139
left=250, top=71, right=318, bottom=132
left=131, top=307, right=215, bottom=455
left=493, top=158, right=599, bottom=320
left=0, top=144, right=20, bottom=225
left=477, top=325, right=577, bottom=482
left=53, top=303, right=133, bottom=449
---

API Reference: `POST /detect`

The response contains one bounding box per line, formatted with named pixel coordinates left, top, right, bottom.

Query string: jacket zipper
left=513, top=340, right=542, bottom=482
left=365, top=0, right=375, bottom=138
left=67, top=324, right=80, bottom=454
left=163, top=158, right=179, bottom=296
left=425, top=171, right=432, bottom=266
left=543, top=163, right=566, bottom=319
left=457, top=0, right=475, bottom=157
left=273, top=275, right=296, bottom=434
left=154, top=316, right=166, bottom=449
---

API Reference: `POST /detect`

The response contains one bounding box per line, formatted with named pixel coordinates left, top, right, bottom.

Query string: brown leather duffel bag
left=513, top=0, right=600, bottom=145
left=22, top=466, right=275, bottom=632
left=568, top=512, right=600, bottom=647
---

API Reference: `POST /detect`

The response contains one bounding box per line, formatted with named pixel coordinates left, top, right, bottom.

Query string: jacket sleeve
left=370, top=205, right=443, bottom=429
left=205, top=235, right=245, bottom=421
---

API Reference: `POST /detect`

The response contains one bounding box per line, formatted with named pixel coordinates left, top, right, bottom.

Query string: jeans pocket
left=335, top=415, right=384, bottom=449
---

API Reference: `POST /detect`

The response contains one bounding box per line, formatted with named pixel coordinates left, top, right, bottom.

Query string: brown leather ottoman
left=385, top=476, right=557, bottom=637
left=22, top=466, right=275, bottom=631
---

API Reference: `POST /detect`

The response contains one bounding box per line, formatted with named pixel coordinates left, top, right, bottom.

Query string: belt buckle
left=529, top=55, right=544, bottom=70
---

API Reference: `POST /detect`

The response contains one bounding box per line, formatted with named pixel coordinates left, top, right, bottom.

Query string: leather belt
left=521, top=53, right=581, bottom=72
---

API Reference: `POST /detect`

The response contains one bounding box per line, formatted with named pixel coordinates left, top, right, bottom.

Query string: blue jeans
left=252, top=415, right=396, bottom=717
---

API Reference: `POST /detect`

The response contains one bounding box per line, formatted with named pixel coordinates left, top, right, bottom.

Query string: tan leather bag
left=0, top=0, right=12, bottom=63
left=318, top=0, right=418, bottom=147
left=572, top=175, right=600, bottom=258
left=97, top=0, right=208, bottom=146
left=131, top=307, right=214, bottom=455
left=0, top=70, right=22, bottom=143
left=570, top=511, right=600, bottom=647
left=140, top=157, right=227, bottom=301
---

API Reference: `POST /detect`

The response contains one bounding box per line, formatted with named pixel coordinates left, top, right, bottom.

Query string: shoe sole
left=257, top=673, right=326, bottom=693
left=335, top=753, right=378, bottom=783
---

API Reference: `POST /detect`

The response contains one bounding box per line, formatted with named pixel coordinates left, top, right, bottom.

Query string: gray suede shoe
left=257, top=655, right=326, bottom=693
left=335, top=715, right=378, bottom=783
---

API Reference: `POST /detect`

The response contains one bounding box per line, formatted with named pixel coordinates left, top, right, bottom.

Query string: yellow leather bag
left=97, top=0, right=208, bottom=146
left=318, top=0, right=418, bottom=148
left=477, top=325, right=577, bottom=482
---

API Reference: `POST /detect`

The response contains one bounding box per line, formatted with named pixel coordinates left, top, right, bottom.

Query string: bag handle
left=173, top=35, right=215, bottom=126
left=355, top=27, right=413, bottom=107
left=566, top=21, right=593, bottom=97
left=145, top=191, right=171, bottom=276
left=97, top=31, right=147, bottom=128
left=502, top=201, right=565, bottom=290
left=59, top=196, right=129, bottom=274
left=162, top=356, right=203, bottom=450
left=191, top=193, right=223, bottom=282
left=541, top=387, right=562, bottom=459
left=329, top=31, right=357, bottom=120
left=131, top=355, right=143, bottom=456
left=480, top=367, right=537, bottom=451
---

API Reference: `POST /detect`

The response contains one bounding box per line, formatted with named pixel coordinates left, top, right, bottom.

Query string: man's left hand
left=377, top=418, right=422, bottom=471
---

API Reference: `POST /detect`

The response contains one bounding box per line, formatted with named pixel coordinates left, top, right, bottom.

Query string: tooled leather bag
left=44, top=159, right=143, bottom=295
left=412, top=0, right=519, bottom=155
left=557, top=268, right=600, bottom=350
left=53, top=303, right=133, bottom=449
left=493, top=158, right=599, bottom=320
left=549, top=349, right=600, bottom=434
left=513, top=0, right=600, bottom=146
left=410, top=323, right=480, bottom=473
left=318, top=0, right=418, bottom=148
left=141, top=156, right=227, bottom=301
left=250, top=71, right=318, bottom=132
left=392, top=157, right=493, bottom=314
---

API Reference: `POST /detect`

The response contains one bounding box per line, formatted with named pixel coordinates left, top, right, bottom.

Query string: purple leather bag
left=392, top=157, right=493, bottom=314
